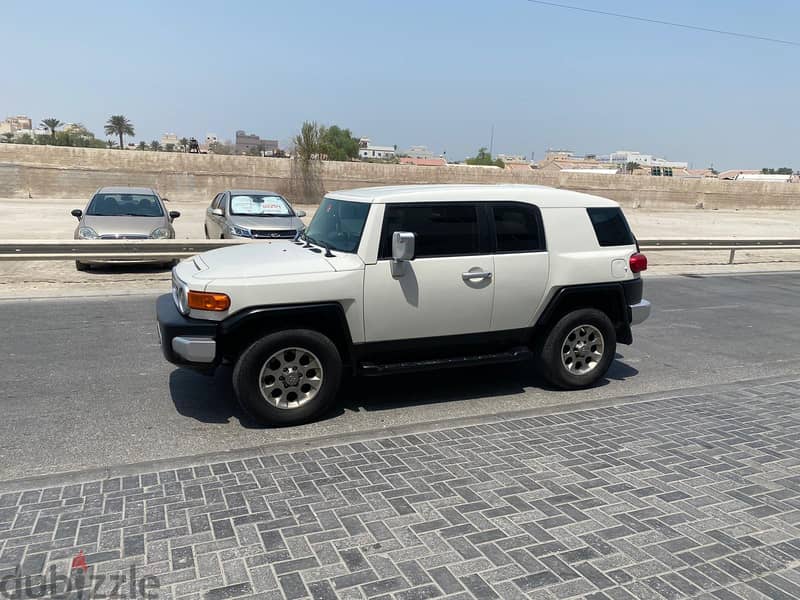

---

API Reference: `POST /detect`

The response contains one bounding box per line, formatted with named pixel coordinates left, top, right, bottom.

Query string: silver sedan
left=204, top=190, right=306, bottom=240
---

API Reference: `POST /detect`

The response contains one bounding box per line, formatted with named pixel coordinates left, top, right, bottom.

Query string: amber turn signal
left=187, top=291, right=231, bottom=311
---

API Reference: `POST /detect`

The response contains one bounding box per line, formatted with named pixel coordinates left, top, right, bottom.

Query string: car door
left=488, top=202, right=549, bottom=331
left=363, top=202, right=494, bottom=342
left=205, top=193, right=222, bottom=238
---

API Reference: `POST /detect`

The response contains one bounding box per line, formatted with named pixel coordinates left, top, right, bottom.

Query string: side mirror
left=211, top=208, right=224, bottom=217
left=391, top=231, right=415, bottom=277
left=169, top=210, right=181, bottom=220
left=161, top=197, right=169, bottom=202
left=71, top=209, right=83, bottom=219
left=295, top=209, right=307, bottom=218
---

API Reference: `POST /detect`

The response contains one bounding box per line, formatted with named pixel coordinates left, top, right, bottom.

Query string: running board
left=359, top=347, right=532, bottom=376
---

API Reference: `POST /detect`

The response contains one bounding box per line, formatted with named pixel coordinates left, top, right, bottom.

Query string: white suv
left=157, top=184, right=650, bottom=425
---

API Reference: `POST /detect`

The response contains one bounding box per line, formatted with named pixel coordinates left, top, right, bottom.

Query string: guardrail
left=638, top=239, right=800, bottom=264
left=1, top=239, right=799, bottom=264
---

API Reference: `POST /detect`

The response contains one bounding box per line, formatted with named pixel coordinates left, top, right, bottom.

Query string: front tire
left=232, top=329, right=342, bottom=425
left=537, top=308, right=616, bottom=389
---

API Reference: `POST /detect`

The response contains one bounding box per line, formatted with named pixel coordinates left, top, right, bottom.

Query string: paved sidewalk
left=1, top=380, right=800, bottom=600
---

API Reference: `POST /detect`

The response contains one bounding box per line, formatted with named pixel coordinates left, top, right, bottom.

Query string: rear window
left=587, top=207, right=635, bottom=247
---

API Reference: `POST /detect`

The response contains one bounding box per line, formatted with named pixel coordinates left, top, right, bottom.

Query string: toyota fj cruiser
left=157, top=184, right=650, bottom=425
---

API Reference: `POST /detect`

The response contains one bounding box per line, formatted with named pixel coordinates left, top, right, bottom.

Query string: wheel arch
left=533, top=283, right=632, bottom=345
left=218, top=302, right=356, bottom=371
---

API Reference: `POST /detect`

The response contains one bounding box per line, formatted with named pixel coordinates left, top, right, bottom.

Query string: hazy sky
left=3, top=0, right=799, bottom=169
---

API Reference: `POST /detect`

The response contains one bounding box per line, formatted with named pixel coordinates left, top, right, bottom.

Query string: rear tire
left=75, top=260, right=89, bottom=271
left=537, top=308, right=616, bottom=389
left=232, top=329, right=342, bottom=425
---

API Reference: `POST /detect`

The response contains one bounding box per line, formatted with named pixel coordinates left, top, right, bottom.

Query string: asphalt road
left=2, top=272, right=799, bottom=482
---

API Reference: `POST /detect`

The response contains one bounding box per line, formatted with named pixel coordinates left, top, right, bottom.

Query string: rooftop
left=327, top=184, right=618, bottom=208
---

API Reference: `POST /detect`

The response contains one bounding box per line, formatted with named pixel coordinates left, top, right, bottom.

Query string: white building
left=161, top=133, right=180, bottom=147
left=358, top=138, right=396, bottom=160
left=735, top=173, right=793, bottom=183
left=610, top=150, right=688, bottom=169
left=404, top=145, right=435, bottom=159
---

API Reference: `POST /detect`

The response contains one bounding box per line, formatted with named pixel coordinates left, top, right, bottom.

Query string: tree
left=762, top=167, right=793, bottom=175
left=1, top=133, right=14, bottom=143
left=106, top=140, right=116, bottom=149
left=150, top=140, right=162, bottom=151
left=16, top=133, right=34, bottom=145
left=165, top=143, right=175, bottom=152
left=320, top=125, right=359, bottom=161
left=208, top=141, right=232, bottom=155
left=293, top=121, right=323, bottom=163
left=104, top=115, right=135, bottom=150
left=626, top=161, right=642, bottom=174
left=40, top=118, right=62, bottom=142
left=465, top=147, right=505, bottom=168
left=137, top=141, right=147, bottom=151
left=179, top=137, right=189, bottom=152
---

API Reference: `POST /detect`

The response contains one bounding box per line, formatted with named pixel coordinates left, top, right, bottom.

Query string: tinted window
left=492, top=204, right=544, bottom=252
left=587, top=207, right=635, bottom=247
left=87, top=193, right=163, bottom=217
left=380, top=204, right=480, bottom=258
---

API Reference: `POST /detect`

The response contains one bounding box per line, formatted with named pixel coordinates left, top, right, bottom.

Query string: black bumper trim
left=156, top=294, right=219, bottom=369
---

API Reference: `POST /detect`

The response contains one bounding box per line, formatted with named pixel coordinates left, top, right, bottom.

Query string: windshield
left=304, top=197, right=370, bottom=253
left=229, top=194, right=292, bottom=216
left=87, top=193, right=164, bottom=217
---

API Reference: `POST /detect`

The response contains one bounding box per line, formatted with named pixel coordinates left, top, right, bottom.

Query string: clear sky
left=3, top=0, right=799, bottom=169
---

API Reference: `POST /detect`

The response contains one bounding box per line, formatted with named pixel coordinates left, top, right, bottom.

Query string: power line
left=524, top=0, right=800, bottom=47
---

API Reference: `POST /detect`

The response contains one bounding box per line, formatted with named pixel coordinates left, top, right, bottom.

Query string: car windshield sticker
left=230, top=195, right=290, bottom=215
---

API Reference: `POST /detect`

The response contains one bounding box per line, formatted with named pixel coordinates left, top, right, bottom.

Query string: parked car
left=204, top=190, right=306, bottom=239
left=158, top=184, right=650, bottom=425
left=71, top=186, right=180, bottom=270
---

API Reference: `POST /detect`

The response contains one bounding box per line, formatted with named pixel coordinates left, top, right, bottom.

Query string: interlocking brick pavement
left=1, top=379, right=800, bottom=599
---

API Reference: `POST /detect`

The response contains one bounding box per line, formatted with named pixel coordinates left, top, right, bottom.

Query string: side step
left=359, top=346, right=533, bottom=376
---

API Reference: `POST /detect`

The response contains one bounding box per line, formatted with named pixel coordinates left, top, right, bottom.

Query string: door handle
left=462, top=271, right=492, bottom=281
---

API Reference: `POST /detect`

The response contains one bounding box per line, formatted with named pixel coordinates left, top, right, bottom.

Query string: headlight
left=172, top=275, right=190, bottom=315
left=150, top=227, right=171, bottom=239
left=228, top=225, right=252, bottom=238
left=77, top=226, right=99, bottom=239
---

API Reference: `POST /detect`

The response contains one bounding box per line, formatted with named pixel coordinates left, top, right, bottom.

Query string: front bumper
left=630, top=299, right=652, bottom=325
left=156, top=294, right=219, bottom=369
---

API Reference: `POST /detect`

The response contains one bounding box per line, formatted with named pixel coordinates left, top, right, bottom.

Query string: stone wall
left=1, top=143, right=799, bottom=209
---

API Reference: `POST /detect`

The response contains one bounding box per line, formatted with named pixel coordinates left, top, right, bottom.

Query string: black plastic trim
left=156, top=294, right=219, bottom=369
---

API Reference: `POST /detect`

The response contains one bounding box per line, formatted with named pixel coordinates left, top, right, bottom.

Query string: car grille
left=250, top=229, right=296, bottom=239
left=99, top=234, right=150, bottom=239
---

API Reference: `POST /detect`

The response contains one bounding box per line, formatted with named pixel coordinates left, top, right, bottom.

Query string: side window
left=587, top=207, right=635, bottom=247
left=379, top=204, right=481, bottom=259
left=492, top=204, right=545, bottom=252
left=211, top=193, right=222, bottom=210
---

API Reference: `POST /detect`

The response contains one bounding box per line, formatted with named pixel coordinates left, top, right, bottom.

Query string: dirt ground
left=1, top=198, right=799, bottom=298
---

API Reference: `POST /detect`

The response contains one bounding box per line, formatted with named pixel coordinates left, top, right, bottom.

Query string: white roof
left=327, top=184, right=619, bottom=208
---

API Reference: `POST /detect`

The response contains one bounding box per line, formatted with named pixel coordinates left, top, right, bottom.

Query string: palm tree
left=104, top=115, right=135, bottom=150
left=40, top=118, right=62, bottom=143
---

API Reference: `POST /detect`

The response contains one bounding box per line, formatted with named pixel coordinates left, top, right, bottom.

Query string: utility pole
left=489, top=125, right=494, bottom=156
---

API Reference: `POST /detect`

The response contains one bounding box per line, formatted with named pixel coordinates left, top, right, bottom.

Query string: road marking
left=661, top=304, right=741, bottom=312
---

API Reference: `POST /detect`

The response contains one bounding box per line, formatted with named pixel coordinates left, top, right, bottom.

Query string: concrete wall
left=2, top=143, right=799, bottom=209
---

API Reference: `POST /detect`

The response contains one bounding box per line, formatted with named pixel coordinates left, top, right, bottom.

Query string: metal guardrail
left=1, top=239, right=799, bottom=264
left=638, top=239, right=800, bottom=264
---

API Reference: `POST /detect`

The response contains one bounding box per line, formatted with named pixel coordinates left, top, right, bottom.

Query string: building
left=403, top=145, right=436, bottom=159
left=0, top=115, right=33, bottom=136
left=234, top=130, right=279, bottom=155
left=610, top=150, right=688, bottom=176
left=717, top=169, right=760, bottom=180
left=161, top=133, right=180, bottom=147
left=734, top=173, right=793, bottom=183
left=358, top=138, right=396, bottom=160
left=537, top=151, right=617, bottom=173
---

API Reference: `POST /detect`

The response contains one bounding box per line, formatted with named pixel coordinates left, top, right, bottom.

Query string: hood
left=192, top=240, right=335, bottom=280
left=228, top=215, right=304, bottom=231
left=82, top=215, right=166, bottom=236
